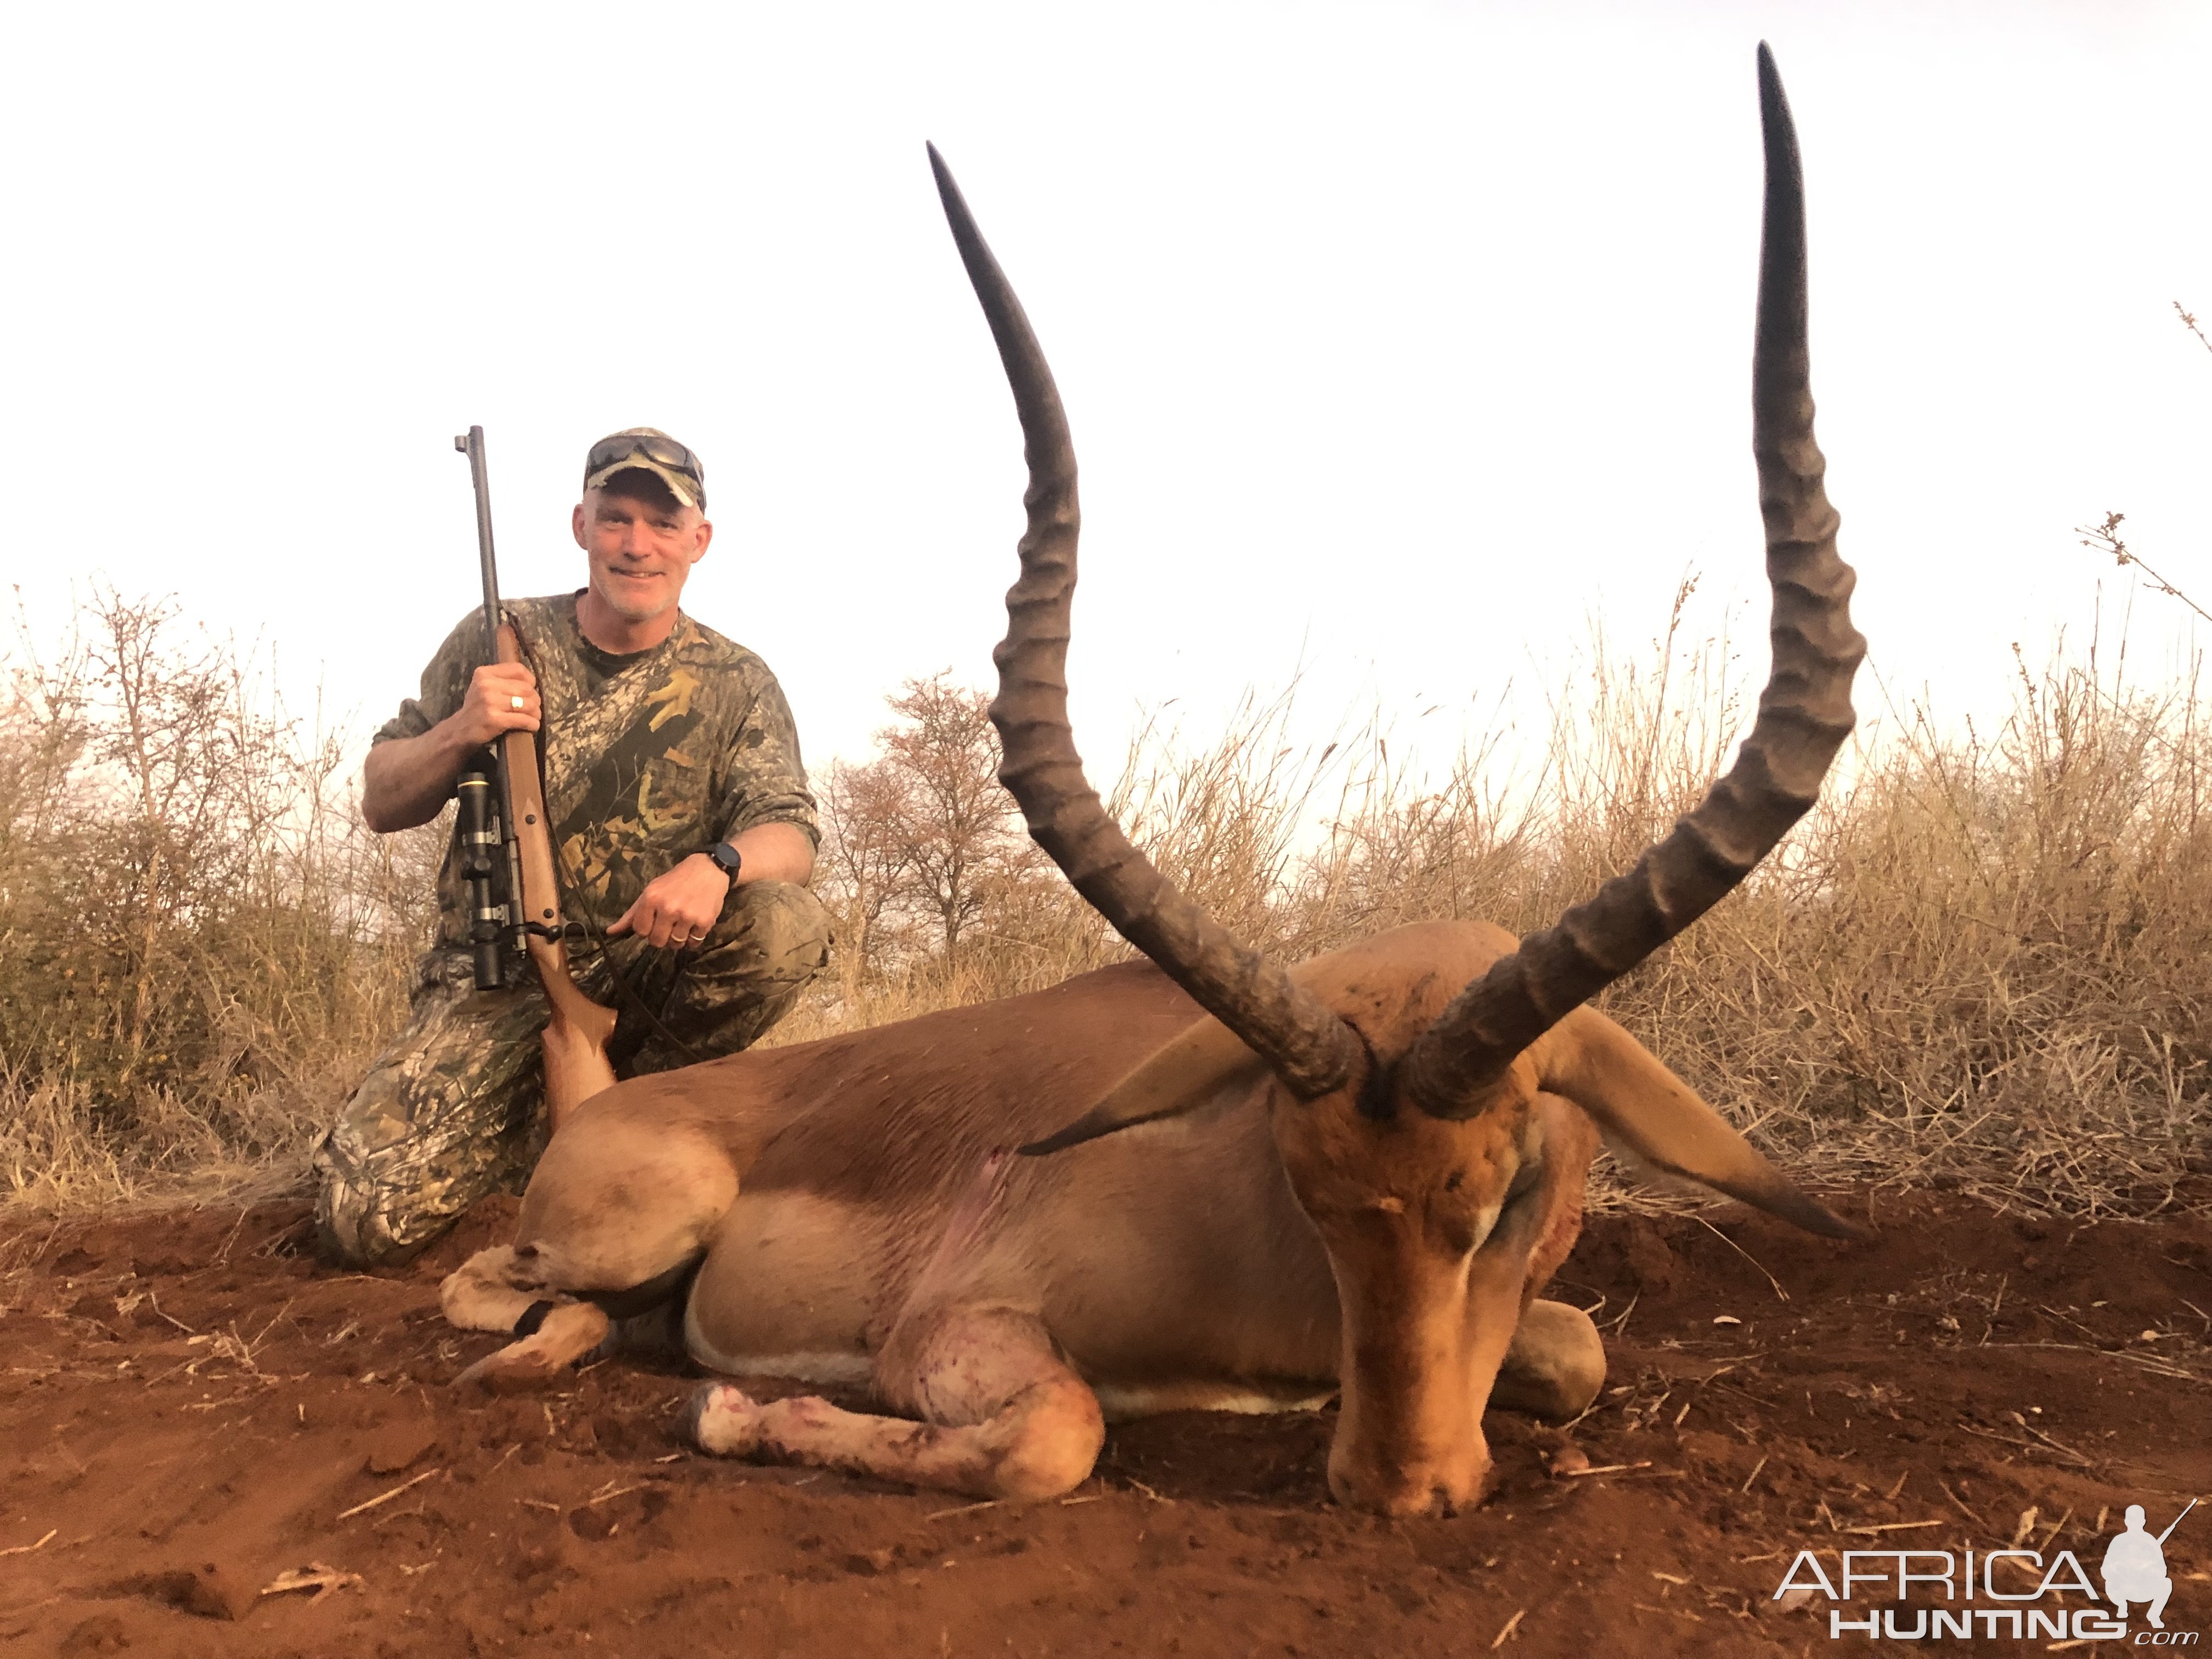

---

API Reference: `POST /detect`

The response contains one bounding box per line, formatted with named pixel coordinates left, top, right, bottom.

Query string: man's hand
left=454, top=662, right=541, bottom=744
left=606, top=854, right=731, bottom=950
left=363, top=662, right=546, bottom=833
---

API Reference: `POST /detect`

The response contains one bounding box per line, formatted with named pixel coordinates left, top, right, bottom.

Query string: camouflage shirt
left=375, top=593, right=818, bottom=950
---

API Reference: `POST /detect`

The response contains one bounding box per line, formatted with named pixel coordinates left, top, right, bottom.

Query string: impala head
left=930, top=44, right=1864, bottom=1516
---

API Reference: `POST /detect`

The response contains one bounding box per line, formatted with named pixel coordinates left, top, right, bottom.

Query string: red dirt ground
left=3, top=1190, right=2207, bottom=1658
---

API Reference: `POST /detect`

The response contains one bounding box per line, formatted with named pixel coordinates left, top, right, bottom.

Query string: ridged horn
left=1399, top=44, right=1866, bottom=1120
left=928, top=144, right=1364, bottom=1103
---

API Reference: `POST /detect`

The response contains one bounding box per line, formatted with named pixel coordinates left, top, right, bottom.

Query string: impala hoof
left=687, top=1383, right=768, bottom=1455
left=452, top=1301, right=610, bottom=1393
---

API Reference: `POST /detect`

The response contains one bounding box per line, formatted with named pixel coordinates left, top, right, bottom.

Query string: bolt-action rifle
left=453, top=425, right=618, bottom=1129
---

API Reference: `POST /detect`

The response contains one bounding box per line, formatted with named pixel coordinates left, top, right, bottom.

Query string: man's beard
left=594, top=569, right=678, bottom=623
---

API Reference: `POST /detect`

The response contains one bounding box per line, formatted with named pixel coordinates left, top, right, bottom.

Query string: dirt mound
left=3, top=1192, right=2206, bottom=1656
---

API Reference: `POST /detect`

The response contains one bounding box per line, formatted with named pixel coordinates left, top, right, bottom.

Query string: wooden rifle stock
left=456, top=426, right=618, bottom=1131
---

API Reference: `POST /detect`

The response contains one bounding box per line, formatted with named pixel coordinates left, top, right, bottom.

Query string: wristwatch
left=704, top=840, right=743, bottom=881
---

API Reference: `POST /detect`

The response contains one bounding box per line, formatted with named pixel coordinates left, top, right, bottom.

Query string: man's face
left=571, top=487, right=714, bottom=624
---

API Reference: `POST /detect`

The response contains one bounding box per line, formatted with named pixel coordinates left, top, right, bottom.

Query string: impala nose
left=1326, top=1447, right=1494, bottom=1517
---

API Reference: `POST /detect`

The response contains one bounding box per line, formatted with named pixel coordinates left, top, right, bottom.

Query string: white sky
left=5, top=1, right=2208, bottom=786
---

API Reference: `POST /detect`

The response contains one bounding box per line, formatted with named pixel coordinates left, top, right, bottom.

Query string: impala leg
left=687, top=1305, right=1103, bottom=1502
left=440, top=1245, right=552, bottom=1332
left=443, top=1242, right=700, bottom=1391
left=438, top=1110, right=739, bottom=1393
left=440, top=1244, right=614, bottom=1392
left=1487, top=1297, right=1605, bottom=1419
left=454, top=1302, right=612, bottom=1392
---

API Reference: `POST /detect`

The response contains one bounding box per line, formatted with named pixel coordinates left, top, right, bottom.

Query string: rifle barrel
left=2157, top=1496, right=2198, bottom=1545
left=454, top=425, right=501, bottom=643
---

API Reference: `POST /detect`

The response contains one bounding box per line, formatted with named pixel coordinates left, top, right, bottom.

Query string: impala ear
left=1020, top=1015, right=1269, bottom=1156
left=1532, top=1007, right=1865, bottom=1241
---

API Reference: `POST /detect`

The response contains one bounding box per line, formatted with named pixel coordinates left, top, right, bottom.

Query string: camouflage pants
left=313, top=879, right=831, bottom=1267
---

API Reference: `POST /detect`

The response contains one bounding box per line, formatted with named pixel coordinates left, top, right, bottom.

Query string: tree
left=816, top=753, right=917, bottom=996
left=874, top=672, right=1024, bottom=963
left=812, top=673, right=1034, bottom=984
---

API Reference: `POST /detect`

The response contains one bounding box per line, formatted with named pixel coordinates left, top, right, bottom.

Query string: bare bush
left=0, top=588, right=441, bottom=1207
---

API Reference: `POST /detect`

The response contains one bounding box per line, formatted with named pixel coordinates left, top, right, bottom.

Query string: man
left=314, top=428, right=832, bottom=1266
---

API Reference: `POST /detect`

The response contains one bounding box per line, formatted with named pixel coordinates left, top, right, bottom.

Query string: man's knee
left=312, top=1035, right=539, bottom=1269
left=633, top=881, right=828, bottom=1070
left=314, top=1075, right=417, bottom=1267
left=313, top=1143, right=424, bottom=1268
left=313, top=1141, right=511, bottom=1269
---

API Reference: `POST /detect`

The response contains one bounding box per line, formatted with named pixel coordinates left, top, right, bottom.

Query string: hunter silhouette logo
left=1771, top=1495, right=2199, bottom=1642
left=2107, top=1500, right=2196, bottom=1630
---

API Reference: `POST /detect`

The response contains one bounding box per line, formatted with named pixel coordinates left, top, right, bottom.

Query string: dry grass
left=792, top=588, right=2212, bottom=1221
left=5, top=584, right=2208, bottom=1219
left=1, top=587, right=442, bottom=1211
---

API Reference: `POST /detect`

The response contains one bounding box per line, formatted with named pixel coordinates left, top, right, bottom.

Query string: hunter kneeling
left=314, top=428, right=830, bottom=1267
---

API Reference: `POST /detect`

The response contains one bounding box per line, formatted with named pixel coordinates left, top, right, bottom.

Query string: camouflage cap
left=583, top=427, right=707, bottom=511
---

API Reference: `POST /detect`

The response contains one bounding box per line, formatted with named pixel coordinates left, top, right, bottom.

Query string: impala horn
left=928, top=144, right=1365, bottom=1110
left=1397, top=43, right=1866, bottom=1120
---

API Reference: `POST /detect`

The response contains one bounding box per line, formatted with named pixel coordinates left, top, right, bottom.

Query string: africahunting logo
left=1772, top=1498, right=2199, bottom=1642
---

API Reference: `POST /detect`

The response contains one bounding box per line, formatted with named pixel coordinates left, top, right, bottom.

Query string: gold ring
left=510, top=695, right=524, bottom=711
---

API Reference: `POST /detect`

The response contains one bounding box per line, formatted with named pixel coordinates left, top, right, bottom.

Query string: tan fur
left=442, top=921, right=1842, bottom=1513
left=439, top=1244, right=554, bottom=1333
left=455, top=1302, right=609, bottom=1392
